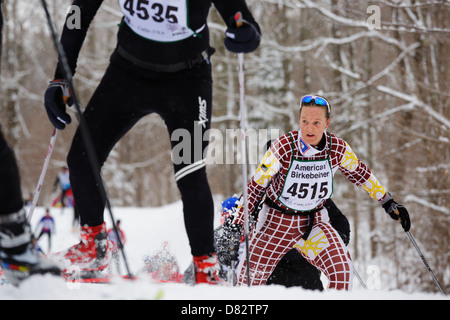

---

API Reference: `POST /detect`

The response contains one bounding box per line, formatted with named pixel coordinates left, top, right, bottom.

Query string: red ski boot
left=193, top=253, right=227, bottom=285
left=54, top=222, right=112, bottom=272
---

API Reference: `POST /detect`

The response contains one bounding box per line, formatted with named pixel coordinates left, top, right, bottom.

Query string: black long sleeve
left=54, top=0, right=103, bottom=79
left=54, top=0, right=260, bottom=79
left=0, top=0, right=3, bottom=59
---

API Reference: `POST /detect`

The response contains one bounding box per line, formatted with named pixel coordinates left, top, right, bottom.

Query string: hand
left=44, top=79, right=73, bottom=130
left=337, top=230, right=350, bottom=246
left=224, top=16, right=260, bottom=53
left=382, top=195, right=411, bottom=232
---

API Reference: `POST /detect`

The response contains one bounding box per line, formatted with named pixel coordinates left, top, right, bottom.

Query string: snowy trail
left=1, top=274, right=445, bottom=300
left=0, top=204, right=447, bottom=300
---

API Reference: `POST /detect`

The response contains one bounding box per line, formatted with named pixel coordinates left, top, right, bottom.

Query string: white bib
left=118, top=0, right=203, bottom=42
left=277, top=133, right=333, bottom=211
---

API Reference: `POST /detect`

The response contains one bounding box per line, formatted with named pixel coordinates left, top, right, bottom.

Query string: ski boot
left=0, top=208, right=61, bottom=286
left=193, top=253, right=227, bottom=285
left=54, top=222, right=112, bottom=273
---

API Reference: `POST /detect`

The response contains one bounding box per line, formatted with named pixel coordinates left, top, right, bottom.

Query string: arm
left=54, top=0, right=104, bottom=79
left=234, top=145, right=281, bottom=226
left=213, top=0, right=261, bottom=53
left=338, top=141, right=410, bottom=231
left=338, top=142, right=387, bottom=201
left=44, top=0, right=103, bottom=130
left=0, top=0, right=3, bottom=59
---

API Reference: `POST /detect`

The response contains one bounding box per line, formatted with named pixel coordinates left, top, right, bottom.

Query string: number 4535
left=122, top=0, right=179, bottom=23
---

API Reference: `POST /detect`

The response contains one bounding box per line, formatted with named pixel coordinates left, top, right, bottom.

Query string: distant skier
left=218, top=141, right=351, bottom=289
left=53, top=166, right=71, bottom=209
left=44, top=0, right=260, bottom=284
left=35, top=208, right=56, bottom=253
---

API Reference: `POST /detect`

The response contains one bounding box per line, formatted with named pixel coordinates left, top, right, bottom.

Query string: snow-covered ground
left=0, top=203, right=447, bottom=301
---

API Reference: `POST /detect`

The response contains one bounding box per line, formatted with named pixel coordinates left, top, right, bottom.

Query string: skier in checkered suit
left=231, top=95, right=410, bottom=290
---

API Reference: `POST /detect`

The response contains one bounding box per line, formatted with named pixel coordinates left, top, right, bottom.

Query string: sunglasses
left=300, top=95, right=331, bottom=115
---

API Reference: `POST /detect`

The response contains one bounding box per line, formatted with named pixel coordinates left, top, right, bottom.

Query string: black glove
left=337, top=230, right=350, bottom=246
left=44, top=79, right=73, bottom=130
left=224, top=17, right=260, bottom=53
left=381, top=194, right=411, bottom=232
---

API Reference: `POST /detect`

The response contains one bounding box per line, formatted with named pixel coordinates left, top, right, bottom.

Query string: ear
left=325, top=117, right=331, bottom=129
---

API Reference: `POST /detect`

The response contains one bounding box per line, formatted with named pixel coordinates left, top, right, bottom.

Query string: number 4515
left=286, top=182, right=329, bottom=199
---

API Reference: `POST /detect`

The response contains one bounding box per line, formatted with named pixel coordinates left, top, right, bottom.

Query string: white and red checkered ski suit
left=234, top=130, right=388, bottom=290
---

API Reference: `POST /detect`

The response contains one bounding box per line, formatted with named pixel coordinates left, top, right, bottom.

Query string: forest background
left=0, top=0, right=448, bottom=293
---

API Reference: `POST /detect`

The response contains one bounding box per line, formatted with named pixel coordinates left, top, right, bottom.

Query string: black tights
left=67, top=60, right=215, bottom=256
left=0, top=129, right=23, bottom=216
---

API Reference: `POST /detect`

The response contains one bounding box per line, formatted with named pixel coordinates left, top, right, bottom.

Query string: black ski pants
left=0, top=128, right=23, bottom=216
left=67, top=59, right=215, bottom=256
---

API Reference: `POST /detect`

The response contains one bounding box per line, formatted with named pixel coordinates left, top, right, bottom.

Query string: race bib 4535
left=118, top=0, right=200, bottom=42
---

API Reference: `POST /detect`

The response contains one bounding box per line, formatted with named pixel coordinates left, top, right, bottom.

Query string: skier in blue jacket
left=35, top=208, right=56, bottom=253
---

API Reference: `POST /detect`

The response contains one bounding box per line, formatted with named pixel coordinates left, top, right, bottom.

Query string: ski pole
left=39, top=0, right=132, bottom=279
left=235, top=11, right=251, bottom=287
left=405, top=230, right=445, bottom=295
left=228, top=262, right=236, bottom=286
left=27, top=128, right=58, bottom=222
left=394, top=209, right=445, bottom=295
left=353, top=268, right=367, bottom=289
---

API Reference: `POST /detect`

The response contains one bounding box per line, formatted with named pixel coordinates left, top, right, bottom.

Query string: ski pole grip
left=234, top=11, right=243, bottom=28
left=394, top=208, right=402, bottom=223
